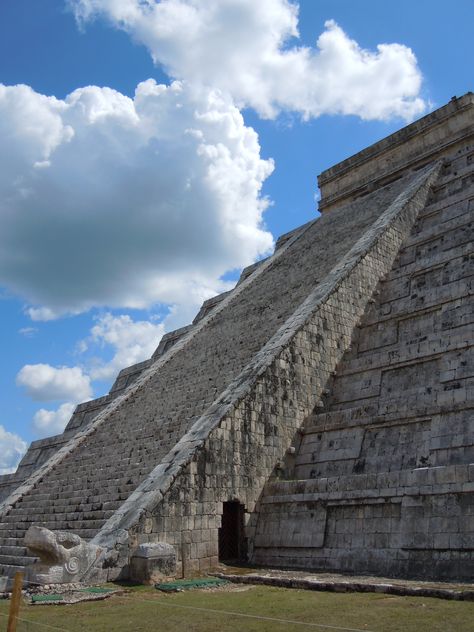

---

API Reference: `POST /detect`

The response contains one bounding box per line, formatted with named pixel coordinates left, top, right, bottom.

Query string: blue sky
left=0, top=0, right=472, bottom=472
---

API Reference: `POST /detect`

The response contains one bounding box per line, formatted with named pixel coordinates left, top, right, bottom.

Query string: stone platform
left=214, top=568, right=474, bottom=601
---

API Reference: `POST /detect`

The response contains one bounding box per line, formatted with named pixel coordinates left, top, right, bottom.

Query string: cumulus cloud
left=32, top=403, right=77, bottom=437
left=16, top=364, right=93, bottom=402
left=0, top=2, right=427, bottom=321
left=86, top=312, right=165, bottom=380
left=19, top=312, right=167, bottom=437
left=18, top=364, right=91, bottom=437
left=0, top=425, right=27, bottom=474
left=4, top=1, right=429, bottom=444
left=0, top=80, right=273, bottom=318
left=70, top=0, right=426, bottom=121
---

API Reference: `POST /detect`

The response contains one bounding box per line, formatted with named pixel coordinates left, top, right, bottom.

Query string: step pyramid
left=0, top=93, right=472, bottom=585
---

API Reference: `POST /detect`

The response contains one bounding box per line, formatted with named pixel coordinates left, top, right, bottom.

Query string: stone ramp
left=252, top=149, right=474, bottom=579
left=0, top=172, right=418, bottom=581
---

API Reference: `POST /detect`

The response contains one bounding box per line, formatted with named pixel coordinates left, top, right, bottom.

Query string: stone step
left=338, top=326, right=472, bottom=376
left=0, top=531, right=30, bottom=541
left=0, top=563, right=30, bottom=579
left=420, top=185, right=471, bottom=215
left=0, top=522, right=29, bottom=532
left=399, top=209, right=472, bottom=252
left=390, top=238, right=472, bottom=283
left=0, top=553, right=35, bottom=566
left=332, top=354, right=471, bottom=405
left=29, top=490, right=134, bottom=508
left=9, top=504, right=118, bottom=517
left=0, top=538, right=26, bottom=549
left=264, top=463, right=473, bottom=502
left=0, top=522, right=104, bottom=539
left=16, top=493, right=52, bottom=503
left=432, top=176, right=474, bottom=204
left=1, top=518, right=105, bottom=530
left=418, top=199, right=472, bottom=234
left=303, top=406, right=374, bottom=433
left=31, top=483, right=140, bottom=499
left=0, top=528, right=96, bottom=542
left=1, top=510, right=116, bottom=526
left=13, top=499, right=123, bottom=514
left=12, top=488, right=135, bottom=508
left=402, top=208, right=472, bottom=250
left=380, top=247, right=472, bottom=300
left=44, top=461, right=157, bottom=480
left=430, top=161, right=472, bottom=190
left=0, top=545, right=28, bottom=557
left=64, top=529, right=96, bottom=541
left=361, top=277, right=470, bottom=328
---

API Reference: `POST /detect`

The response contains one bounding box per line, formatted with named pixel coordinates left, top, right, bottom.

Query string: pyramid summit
left=0, top=93, right=473, bottom=586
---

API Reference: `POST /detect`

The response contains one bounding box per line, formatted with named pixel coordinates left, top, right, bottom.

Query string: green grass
left=1, top=585, right=473, bottom=632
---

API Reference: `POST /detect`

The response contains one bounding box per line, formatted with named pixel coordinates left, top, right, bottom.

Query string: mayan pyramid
left=0, top=93, right=472, bottom=586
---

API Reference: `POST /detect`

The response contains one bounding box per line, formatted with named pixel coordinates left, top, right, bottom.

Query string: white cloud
left=87, top=312, right=166, bottom=380
left=0, top=425, right=27, bottom=474
left=19, top=326, right=38, bottom=337
left=0, top=80, right=273, bottom=318
left=27, top=307, right=66, bottom=322
left=0, top=2, right=427, bottom=322
left=17, top=311, right=178, bottom=439
left=16, top=364, right=93, bottom=402
left=32, top=402, right=77, bottom=437
left=70, top=1, right=426, bottom=121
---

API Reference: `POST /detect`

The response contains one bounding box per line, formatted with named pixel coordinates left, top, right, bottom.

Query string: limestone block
left=129, top=543, right=176, bottom=584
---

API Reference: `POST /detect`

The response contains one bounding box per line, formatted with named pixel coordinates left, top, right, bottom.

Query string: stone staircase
left=0, top=171, right=418, bottom=582
left=252, top=148, right=474, bottom=579
left=1, top=95, right=472, bottom=584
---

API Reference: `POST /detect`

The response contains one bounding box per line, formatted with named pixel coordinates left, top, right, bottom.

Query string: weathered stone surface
left=129, top=543, right=176, bottom=583
left=0, top=358, right=157, bottom=504
left=24, top=526, right=103, bottom=585
left=252, top=139, right=474, bottom=580
left=319, top=92, right=474, bottom=212
left=0, top=93, right=472, bottom=585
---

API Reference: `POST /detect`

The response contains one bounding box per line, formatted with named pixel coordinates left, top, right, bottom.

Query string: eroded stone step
left=0, top=520, right=105, bottom=536
left=0, top=563, right=29, bottom=579
left=401, top=208, right=472, bottom=250
left=0, top=554, right=35, bottom=566
left=361, top=278, right=471, bottom=327
left=0, top=537, right=26, bottom=548
left=0, top=545, right=28, bottom=557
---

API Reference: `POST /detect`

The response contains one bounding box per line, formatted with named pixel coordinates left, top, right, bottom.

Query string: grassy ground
left=1, top=584, right=473, bottom=632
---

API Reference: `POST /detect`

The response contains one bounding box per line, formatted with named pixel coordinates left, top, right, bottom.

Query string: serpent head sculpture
left=25, top=526, right=103, bottom=585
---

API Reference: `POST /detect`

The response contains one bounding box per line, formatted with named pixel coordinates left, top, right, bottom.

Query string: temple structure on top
left=0, top=93, right=472, bottom=586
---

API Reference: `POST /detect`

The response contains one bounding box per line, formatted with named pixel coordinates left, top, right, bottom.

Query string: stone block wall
left=87, top=163, right=440, bottom=581
left=1, top=157, right=423, bottom=582
left=251, top=147, right=473, bottom=580
left=318, top=92, right=473, bottom=212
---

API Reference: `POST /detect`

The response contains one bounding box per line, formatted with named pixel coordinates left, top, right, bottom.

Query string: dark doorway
left=218, top=501, right=246, bottom=562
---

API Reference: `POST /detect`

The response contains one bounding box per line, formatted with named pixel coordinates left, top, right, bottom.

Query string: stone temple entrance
left=218, top=501, right=246, bottom=562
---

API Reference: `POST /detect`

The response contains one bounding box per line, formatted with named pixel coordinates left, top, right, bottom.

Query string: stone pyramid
left=0, top=93, right=472, bottom=586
